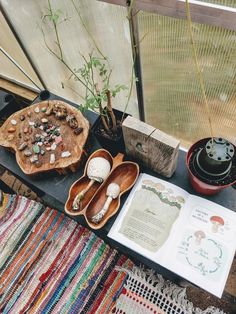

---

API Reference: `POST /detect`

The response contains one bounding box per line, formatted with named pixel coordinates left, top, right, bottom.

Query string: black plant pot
left=187, top=137, right=236, bottom=195
left=91, top=108, right=129, bottom=155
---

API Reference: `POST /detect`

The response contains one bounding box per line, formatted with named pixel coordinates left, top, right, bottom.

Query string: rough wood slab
left=122, top=116, right=180, bottom=177
left=0, top=100, right=89, bottom=175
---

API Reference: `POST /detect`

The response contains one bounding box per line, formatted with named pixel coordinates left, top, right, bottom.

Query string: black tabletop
left=0, top=91, right=235, bottom=282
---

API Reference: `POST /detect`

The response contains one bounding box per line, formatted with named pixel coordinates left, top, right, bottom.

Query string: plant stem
left=185, top=0, right=214, bottom=141
left=48, top=0, right=63, bottom=60
left=106, top=90, right=117, bottom=133
left=95, top=84, right=110, bottom=132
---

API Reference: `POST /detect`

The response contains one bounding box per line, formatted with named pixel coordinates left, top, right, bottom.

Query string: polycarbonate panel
left=197, top=0, right=236, bottom=7
left=1, top=0, right=138, bottom=117
left=0, top=11, right=42, bottom=90
left=138, top=11, right=236, bottom=148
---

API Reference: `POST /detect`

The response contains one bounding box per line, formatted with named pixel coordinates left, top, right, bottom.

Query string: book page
left=163, top=195, right=236, bottom=297
left=108, top=173, right=189, bottom=264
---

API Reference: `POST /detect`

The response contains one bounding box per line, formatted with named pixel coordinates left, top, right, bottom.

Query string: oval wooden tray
left=65, top=148, right=139, bottom=228
left=65, top=149, right=113, bottom=216
left=85, top=161, right=139, bottom=229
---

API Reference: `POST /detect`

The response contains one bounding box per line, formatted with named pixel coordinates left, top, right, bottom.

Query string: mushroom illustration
left=194, top=230, right=206, bottom=245
left=210, top=216, right=224, bottom=233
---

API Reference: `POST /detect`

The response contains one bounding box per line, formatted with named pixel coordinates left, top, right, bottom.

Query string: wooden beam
left=98, top=0, right=236, bottom=31
left=0, top=77, right=38, bottom=101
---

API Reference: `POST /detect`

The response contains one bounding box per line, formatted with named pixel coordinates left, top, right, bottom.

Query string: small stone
left=7, top=134, right=14, bottom=141
left=8, top=127, right=16, bottom=133
left=29, top=121, right=35, bottom=126
left=33, top=144, right=40, bottom=154
left=35, top=160, right=42, bottom=168
left=41, top=118, right=48, bottom=124
left=45, top=106, right=53, bottom=116
left=39, top=125, right=44, bottom=131
left=42, top=132, right=47, bottom=137
left=30, top=155, right=38, bottom=163
left=35, top=134, right=41, bottom=140
left=40, top=149, right=45, bottom=156
left=74, top=127, right=83, bottom=135
left=18, top=142, right=28, bottom=151
left=50, top=153, right=55, bottom=164
left=11, top=119, right=17, bottom=125
left=27, top=111, right=31, bottom=117
left=23, top=127, right=28, bottom=134
left=24, top=149, right=32, bottom=157
left=68, top=116, right=78, bottom=129
left=20, top=115, right=25, bottom=121
left=38, top=142, right=43, bottom=146
left=34, top=107, right=40, bottom=113
left=61, top=151, right=71, bottom=158
left=55, top=136, right=62, bottom=144
left=41, top=107, right=46, bottom=112
left=51, top=143, right=57, bottom=150
left=46, top=147, right=51, bottom=151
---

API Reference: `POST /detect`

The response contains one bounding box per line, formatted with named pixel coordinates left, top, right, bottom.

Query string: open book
left=108, top=173, right=236, bottom=297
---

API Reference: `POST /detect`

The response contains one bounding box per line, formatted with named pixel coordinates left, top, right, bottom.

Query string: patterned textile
left=112, top=267, right=226, bottom=314
left=0, top=193, right=133, bottom=313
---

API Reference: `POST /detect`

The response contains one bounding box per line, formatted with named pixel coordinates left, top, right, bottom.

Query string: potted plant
left=184, top=1, right=236, bottom=194
left=41, top=1, right=132, bottom=154
left=186, top=137, right=236, bottom=195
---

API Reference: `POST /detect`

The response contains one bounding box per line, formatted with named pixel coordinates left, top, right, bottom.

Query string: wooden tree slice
left=0, top=100, right=89, bottom=175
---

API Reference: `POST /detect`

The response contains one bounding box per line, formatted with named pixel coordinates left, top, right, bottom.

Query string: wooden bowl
left=65, top=149, right=113, bottom=216
left=85, top=161, right=139, bottom=229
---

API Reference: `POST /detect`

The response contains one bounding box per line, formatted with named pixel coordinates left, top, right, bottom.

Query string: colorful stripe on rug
left=0, top=193, right=133, bottom=314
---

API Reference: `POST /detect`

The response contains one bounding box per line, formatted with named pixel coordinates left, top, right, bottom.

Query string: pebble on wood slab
left=50, top=153, right=55, bottom=164
left=61, top=151, right=71, bottom=158
left=50, top=143, right=57, bottom=150
left=41, top=118, right=48, bottom=124
left=8, top=127, right=16, bottom=133
left=74, top=127, right=83, bottom=135
left=18, top=142, right=28, bottom=151
left=33, top=144, right=40, bottom=154
left=34, top=107, right=40, bottom=113
left=11, top=119, right=17, bottom=125
left=30, top=155, right=38, bottom=163
left=24, top=149, right=32, bottom=157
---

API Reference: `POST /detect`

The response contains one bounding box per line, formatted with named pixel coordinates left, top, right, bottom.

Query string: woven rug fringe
left=115, top=266, right=225, bottom=314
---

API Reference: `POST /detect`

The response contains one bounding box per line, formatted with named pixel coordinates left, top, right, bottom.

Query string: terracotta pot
left=186, top=138, right=236, bottom=195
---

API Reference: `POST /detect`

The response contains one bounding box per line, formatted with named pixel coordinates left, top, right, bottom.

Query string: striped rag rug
left=0, top=193, right=133, bottom=313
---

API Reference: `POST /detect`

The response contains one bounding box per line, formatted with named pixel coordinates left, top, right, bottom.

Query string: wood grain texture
left=122, top=116, right=180, bottom=177
left=0, top=100, right=89, bottom=175
left=65, top=148, right=139, bottom=229
left=99, top=0, right=236, bottom=31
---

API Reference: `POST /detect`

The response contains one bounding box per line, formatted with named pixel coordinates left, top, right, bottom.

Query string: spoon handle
left=91, top=196, right=113, bottom=223
left=73, top=179, right=95, bottom=210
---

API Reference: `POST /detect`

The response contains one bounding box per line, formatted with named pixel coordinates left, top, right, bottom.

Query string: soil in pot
left=92, top=108, right=128, bottom=155
left=188, top=137, right=236, bottom=187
